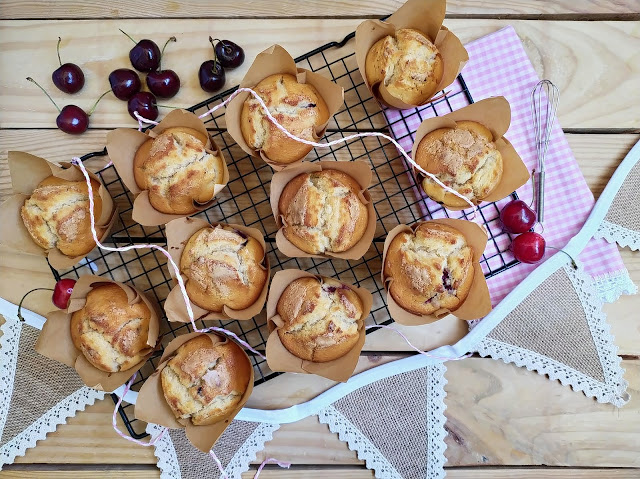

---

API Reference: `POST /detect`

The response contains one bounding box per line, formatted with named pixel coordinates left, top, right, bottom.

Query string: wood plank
left=6, top=358, right=639, bottom=467
left=444, top=359, right=640, bottom=467
left=1, top=466, right=639, bottom=479
left=0, top=20, right=639, bottom=129
left=1, top=0, right=638, bottom=19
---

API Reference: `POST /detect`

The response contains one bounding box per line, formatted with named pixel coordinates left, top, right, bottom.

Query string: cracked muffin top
left=416, top=121, right=503, bottom=208
left=160, top=335, right=251, bottom=426
left=180, top=225, right=268, bottom=313
left=365, top=28, right=443, bottom=106
left=133, top=127, right=225, bottom=215
left=384, top=222, right=474, bottom=316
left=277, top=169, right=369, bottom=255
left=276, top=277, right=364, bottom=363
left=240, top=73, right=330, bottom=165
left=70, top=283, right=152, bottom=373
left=21, top=175, right=105, bottom=258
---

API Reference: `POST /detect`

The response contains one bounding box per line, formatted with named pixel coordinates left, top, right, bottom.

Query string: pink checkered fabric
left=383, top=26, right=625, bottom=305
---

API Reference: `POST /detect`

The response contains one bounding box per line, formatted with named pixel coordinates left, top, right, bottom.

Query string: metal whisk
left=530, top=79, right=559, bottom=223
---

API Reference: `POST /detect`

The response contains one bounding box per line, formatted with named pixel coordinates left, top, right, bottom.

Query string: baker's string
left=130, top=86, right=478, bottom=214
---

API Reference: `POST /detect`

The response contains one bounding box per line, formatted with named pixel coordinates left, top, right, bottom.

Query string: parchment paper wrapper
left=163, top=217, right=270, bottom=322
left=226, top=44, right=345, bottom=170
left=265, top=269, right=373, bottom=382
left=106, top=109, right=229, bottom=226
left=0, top=152, right=117, bottom=270
left=34, top=275, right=160, bottom=392
left=382, top=218, right=491, bottom=325
left=355, top=0, right=469, bottom=109
left=411, top=97, right=530, bottom=209
left=270, top=160, right=376, bottom=260
left=135, top=332, right=254, bottom=453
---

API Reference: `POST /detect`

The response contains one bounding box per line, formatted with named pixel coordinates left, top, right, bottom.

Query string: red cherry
left=511, top=232, right=546, bottom=264
left=52, top=278, right=76, bottom=309
left=500, top=199, right=536, bottom=234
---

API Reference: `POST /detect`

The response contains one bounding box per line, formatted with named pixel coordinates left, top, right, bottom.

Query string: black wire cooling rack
left=50, top=30, right=520, bottom=438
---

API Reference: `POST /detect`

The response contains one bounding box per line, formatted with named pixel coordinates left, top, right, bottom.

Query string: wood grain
left=1, top=467, right=639, bottom=479
left=1, top=20, right=639, bottom=129
left=1, top=0, right=638, bottom=19
left=4, top=358, right=639, bottom=468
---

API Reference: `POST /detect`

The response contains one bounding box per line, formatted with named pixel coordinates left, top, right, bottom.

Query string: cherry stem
left=546, top=246, right=578, bottom=270
left=159, top=36, right=176, bottom=70
left=17, top=287, right=54, bottom=322
left=56, top=36, right=62, bottom=66
left=26, top=77, right=61, bottom=113
left=530, top=169, right=536, bottom=209
left=119, top=29, right=138, bottom=45
left=208, top=36, right=219, bottom=71
left=88, top=90, right=111, bottom=116
left=153, top=103, right=180, bottom=109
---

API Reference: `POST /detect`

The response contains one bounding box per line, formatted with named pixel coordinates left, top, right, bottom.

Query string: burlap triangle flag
left=595, top=140, right=640, bottom=251
left=0, top=317, right=105, bottom=467
left=318, top=364, right=448, bottom=479
left=475, top=263, right=629, bottom=407
left=149, top=420, right=280, bottom=478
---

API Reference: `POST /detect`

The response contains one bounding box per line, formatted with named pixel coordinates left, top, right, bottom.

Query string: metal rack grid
left=50, top=31, right=519, bottom=438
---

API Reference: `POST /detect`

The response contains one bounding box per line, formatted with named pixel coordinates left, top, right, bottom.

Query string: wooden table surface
left=1, top=1, right=640, bottom=478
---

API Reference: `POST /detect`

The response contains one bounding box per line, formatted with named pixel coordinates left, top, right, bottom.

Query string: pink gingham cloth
left=383, top=26, right=627, bottom=305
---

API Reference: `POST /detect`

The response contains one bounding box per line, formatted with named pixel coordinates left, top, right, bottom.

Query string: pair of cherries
left=500, top=200, right=545, bottom=264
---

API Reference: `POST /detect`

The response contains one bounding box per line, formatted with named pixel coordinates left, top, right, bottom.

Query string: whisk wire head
left=530, top=79, right=559, bottom=172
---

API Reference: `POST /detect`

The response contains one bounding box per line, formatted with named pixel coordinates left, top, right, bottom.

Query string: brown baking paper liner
left=135, top=332, right=255, bottom=453
left=226, top=44, right=345, bottom=170
left=0, top=152, right=117, bottom=269
left=106, top=109, right=230, bottom=226
left=265, top=269, right=373, bottom=382
left=163, top=217, right=270, bottom=322
left=410, top=97, right=530, bottom=210
left=382, top=218, right=491, bottom=326
left=34, top=275, right=160, bottom=392
left=355, top=0, right=469, bottom=109
left=270, top=160, right=376, bottom=260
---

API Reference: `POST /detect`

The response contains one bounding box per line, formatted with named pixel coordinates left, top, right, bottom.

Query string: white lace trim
left=593, top=269, right=638, bottom=303
left=426, top=363, right=448, bottom=479
left=476, top=263, right=630, bottom=407
left=0, top=318, right=22, bottom=438
left=225, top=422, right=280, bottom=479
left=149, top=422, right=281, bottom=479
left=318, top=405, right=401, bottom=479
left=147, top=423, right=180, bottom=479
left=0, top=386, right=105, bottom=468
left=317, top=364, right=448, bottom=479
left=595, top=219, right=640, bottom=251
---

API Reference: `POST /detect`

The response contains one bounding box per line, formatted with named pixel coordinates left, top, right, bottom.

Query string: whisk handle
left=535, top=170, right=545, bottom=223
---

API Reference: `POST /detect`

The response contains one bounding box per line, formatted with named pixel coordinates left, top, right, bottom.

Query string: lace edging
left=426, top=363, right=448, bottom=479
left=593, top=269, right=638, bottom=303
left=147, top=423, right=180, bottom=479
left=318, top=405, right=401, bottom=479
left=225, top=422, right=281, bottom=479
left=0, top=318, right=22, bottom=439
left=595, top=220, right=640, bottom=251
left=476, top=264, right=629, bottom=407
left=0, top=387, right=105, bottom=468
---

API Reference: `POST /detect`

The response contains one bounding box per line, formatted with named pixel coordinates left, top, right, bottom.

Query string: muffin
left=180, top=225, right=268, bottom=312
left=160, top=335, right=252, bottom=426
left=384, top=223, right=474, bottom=316
left=276, top=277, right=364, bottom=362
left=278, top=169, right=369, bottom=254
left=134, top=127, right=225, bottom=214
left=70, top=283, right=152, bottom=373
left=241, top=73, right=330, bottom=165
left=415, top=121, right=503, bottom=207
left=21, top=175, right=104, bottom=258
left=365, top=28, right=443, bottom=106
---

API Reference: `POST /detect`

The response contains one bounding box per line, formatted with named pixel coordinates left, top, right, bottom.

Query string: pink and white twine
left=70, top=84, right=473, bottom=471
